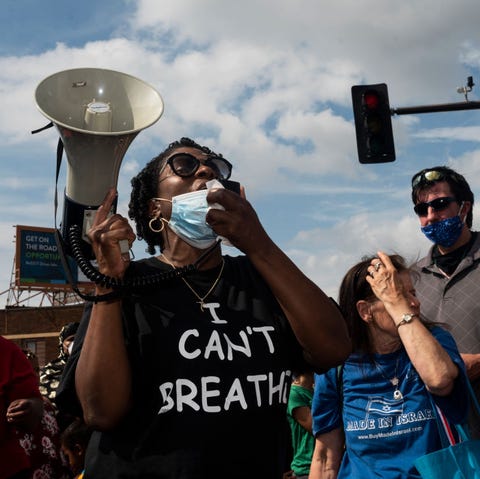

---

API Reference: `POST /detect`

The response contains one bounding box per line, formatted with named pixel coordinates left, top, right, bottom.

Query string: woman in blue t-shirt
left=309, top=252, right=469, bottom=479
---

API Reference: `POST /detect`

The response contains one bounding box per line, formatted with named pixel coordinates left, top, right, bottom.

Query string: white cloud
left=414, top=126, right=480, bottom=142
left=1, top=0, right=480, bottom=307
left=286, top=210, right=430, bottom=298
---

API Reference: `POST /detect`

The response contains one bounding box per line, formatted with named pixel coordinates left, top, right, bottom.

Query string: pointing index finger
left=93, top=187, right=117, bottom=226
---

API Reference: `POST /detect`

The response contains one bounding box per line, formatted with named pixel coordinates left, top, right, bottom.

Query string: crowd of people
left=2, top=137, right=479, bottom=479
left=1, top=324, right=89, bottom=479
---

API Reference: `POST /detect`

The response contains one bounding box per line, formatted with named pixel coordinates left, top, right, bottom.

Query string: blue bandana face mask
left=420, top=203, right=465, bottom=247
left=155, top=190, right=218, bottom=249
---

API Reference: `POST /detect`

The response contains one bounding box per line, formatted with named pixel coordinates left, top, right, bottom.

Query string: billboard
left=15, top=225, right=91, bottom=289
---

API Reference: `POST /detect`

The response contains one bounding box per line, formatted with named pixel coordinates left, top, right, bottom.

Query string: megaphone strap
left=31, top=122, right=54, bottom=135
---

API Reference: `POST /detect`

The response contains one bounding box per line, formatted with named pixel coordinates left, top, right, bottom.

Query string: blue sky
left=1, top=0, right=480, bottom=307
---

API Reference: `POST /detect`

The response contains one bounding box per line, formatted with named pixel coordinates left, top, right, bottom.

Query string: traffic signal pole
left=352, top=77, right=480, bottom=163
left=391, top=100, right=480, bottom=115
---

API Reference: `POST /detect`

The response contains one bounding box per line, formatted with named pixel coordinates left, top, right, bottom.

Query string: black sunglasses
left=412, top=169, right=460, bottom=189
left=413, top=196, right=457, bottom=216
left=165, top=153, right=232, bottom=180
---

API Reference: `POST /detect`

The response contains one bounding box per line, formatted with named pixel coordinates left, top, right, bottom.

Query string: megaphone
left=34, top=67, right=164, bottom=258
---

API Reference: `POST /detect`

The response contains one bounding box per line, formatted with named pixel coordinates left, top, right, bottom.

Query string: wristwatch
left=397, top=313, right=418, bottom=329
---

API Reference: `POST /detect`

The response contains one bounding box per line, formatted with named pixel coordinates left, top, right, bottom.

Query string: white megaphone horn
left=34, top=67, right=164, bottom=258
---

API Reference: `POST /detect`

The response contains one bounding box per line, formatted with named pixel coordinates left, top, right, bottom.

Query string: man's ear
left=460, top=201, right=472, bottom=220
left=356, top=300, right=372, bottom=323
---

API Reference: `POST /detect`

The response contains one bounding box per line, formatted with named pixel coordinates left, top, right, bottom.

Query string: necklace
left=374, top=355, right=403, bottom=400
left=161, top=254, right=225, bottom=312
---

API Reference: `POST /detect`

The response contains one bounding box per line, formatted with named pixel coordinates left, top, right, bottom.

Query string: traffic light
left=351, top=83, right=395, bottom=163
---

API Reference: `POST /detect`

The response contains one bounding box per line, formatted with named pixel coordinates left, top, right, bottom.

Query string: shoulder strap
left=336, top=364, right=344, bottom=405
left=429, top=377, right=480, bottom=446
left=432, top=402, right=457, bottom=447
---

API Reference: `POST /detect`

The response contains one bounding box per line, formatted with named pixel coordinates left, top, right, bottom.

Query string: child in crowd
left=286, top=369, right=315, bottom=479
left=61, top=418, right=92, bottom=479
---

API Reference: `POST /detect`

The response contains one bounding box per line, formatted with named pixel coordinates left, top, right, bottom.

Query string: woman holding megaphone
left=56, top=137, right=351, bottom=479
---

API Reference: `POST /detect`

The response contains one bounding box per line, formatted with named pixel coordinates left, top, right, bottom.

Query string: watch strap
left=397, top=313, right=418, bottom=329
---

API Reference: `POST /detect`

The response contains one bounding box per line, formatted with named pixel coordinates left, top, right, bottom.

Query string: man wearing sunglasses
left=411, top=165, right=480, bottom=438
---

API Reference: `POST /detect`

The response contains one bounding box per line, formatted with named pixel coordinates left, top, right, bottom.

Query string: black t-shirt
left=57, top=255, right=307, bottom=478
left=432, top=231, right=478, bottom=276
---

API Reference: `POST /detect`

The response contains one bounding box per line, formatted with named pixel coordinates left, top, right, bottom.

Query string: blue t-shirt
left=312, top=327, right=468, bottom=479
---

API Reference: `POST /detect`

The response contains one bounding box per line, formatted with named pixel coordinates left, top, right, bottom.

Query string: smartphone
left=220, top=179, right=241, bottom=195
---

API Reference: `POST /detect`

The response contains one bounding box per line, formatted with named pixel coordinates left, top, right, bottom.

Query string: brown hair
left=338, top=254, right=407, bottom=354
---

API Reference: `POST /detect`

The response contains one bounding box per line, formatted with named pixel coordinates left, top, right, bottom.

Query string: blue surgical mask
left=156, top=190, right=218, bottom=249
left=421, top=203, right=465, bottom=247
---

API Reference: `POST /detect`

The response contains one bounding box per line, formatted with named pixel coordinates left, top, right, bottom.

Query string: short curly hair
left=128, top=137, right=224, bottom=255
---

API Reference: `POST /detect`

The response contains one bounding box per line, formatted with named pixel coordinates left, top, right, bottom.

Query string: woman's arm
left=368, top=251, right=459, bottom=396
left=75, top=189, right=136, bottom=430
left=460, top=353, right=480, bottom=381
left=397, top=317, right=459, bottom=396
left=6, top=397, right=43, bottom=432
left=308, top=428, right=344, bottom=479
left=207, top=187, right=352, bottom=371
left=293, top=405, right=313, bottom=434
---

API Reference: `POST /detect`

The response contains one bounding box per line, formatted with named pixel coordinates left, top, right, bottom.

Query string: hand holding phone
left=219, top=179, right=241, bottom=195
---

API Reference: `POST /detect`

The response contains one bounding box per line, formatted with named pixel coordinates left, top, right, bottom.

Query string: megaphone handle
left=119, top=239, right=130, bottom=255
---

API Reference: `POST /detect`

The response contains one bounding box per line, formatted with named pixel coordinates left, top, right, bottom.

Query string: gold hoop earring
left=149, top=216, right=165, bottom=233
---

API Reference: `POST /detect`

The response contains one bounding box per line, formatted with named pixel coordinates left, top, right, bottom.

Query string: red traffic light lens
left=364, top=92, right=380, bottom=109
